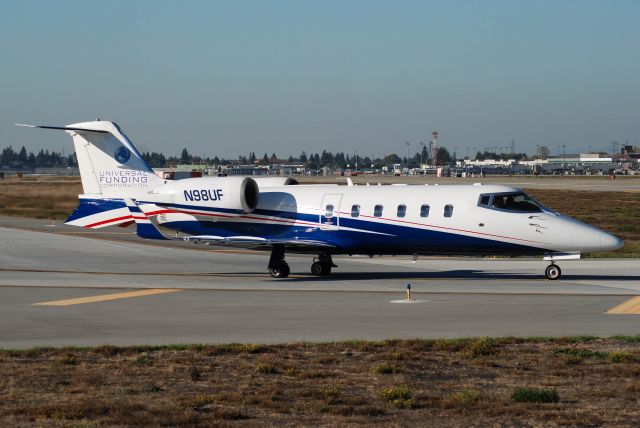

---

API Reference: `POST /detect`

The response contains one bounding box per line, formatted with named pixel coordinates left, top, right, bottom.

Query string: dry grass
left=0, top=177, right=82, bottom=219
left=0, top=176, right=638, bottom=256
left=1, top=337, right=639, bottom=426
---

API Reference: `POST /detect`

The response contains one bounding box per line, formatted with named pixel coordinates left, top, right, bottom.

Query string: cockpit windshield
left=478, top=192, right=544, bottom=213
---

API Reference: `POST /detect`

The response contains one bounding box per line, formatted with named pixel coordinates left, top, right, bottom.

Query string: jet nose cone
left=600, top=232, right=623, bottom=251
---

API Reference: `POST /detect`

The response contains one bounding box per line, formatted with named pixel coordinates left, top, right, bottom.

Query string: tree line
left=150, top=146, right=457, bottom=169
left=0, top=146, right=76, bottom=169
left=1, top=144, right=535, bottom=170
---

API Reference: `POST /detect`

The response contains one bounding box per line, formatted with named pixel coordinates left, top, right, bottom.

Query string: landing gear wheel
left=268, top=245, right=289, bottom=278
left=270, top=263, right=290, bottom=278
left=311, top=262, right=331, bottom=276
left=545, top=263, right=561, bottom=280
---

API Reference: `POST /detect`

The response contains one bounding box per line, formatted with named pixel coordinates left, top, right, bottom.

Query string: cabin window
left=479, top=195, right=490, bottom=206
left=351, top=204, right=360, bottom=217
left=420, top=204, right=430, bottom=217
left=374, top=204, right=383, bottom=217
left=397, top=204, right=406, bottom=218
left=325, top=204, right=334, bottom=218
left=444, top=204, right=454, bottom=217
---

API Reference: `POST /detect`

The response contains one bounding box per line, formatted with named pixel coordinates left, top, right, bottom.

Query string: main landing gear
left=310, top=254, right=337, bottom=276
left=267, top=247, right=338, bottom=279
left=268, top=245, right=290, bottom=278
left=545, top=263, right=562, bottom=280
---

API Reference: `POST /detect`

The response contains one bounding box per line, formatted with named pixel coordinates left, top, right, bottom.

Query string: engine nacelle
left=251, top=177, right=298, bottom=188
left=148, top=176, right=259, bottom=215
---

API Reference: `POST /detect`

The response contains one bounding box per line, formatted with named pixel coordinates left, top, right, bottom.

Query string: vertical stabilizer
left=16, top=121, right=165, bottom=197
left=66, top=121, right=164, bottom=197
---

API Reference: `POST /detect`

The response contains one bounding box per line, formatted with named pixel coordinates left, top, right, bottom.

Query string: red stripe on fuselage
left=341, top=211, right=547, bottom=245
left=85, top=205, right=544, bottom=247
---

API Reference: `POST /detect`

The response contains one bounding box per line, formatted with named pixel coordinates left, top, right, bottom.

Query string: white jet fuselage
left=149, top=181, right=621, bottom=256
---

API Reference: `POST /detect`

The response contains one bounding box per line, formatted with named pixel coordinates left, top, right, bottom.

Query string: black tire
left=311, top=262, right=323, bottom=275
left=545, top=264, right=561, bottom=280
left=311, top=262, right=331, bottom=276
left=281, top=264, right=290, bottom=277
left=270, top=263, right=290, bottom=278
left=321, top=264, right=331, bottom=276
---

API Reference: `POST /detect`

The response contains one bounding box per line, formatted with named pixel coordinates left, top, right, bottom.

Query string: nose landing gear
left=544, top=263, right=562, bottom=280
left=543, top=253, right=579, bottom=280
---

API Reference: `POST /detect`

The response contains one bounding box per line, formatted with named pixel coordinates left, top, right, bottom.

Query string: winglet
left=124, top=199, right=168, bottom=240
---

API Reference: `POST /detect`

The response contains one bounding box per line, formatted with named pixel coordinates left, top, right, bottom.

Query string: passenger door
left=319, top=193, right=343, bottom=230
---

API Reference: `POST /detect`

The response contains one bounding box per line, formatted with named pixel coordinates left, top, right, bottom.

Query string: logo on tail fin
left=114, top=146, right=131, bottom=163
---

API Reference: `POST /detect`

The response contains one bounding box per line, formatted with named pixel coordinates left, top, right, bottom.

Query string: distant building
left=224, top=165, right=270, bottom=176
left=545, top=154, right=613, bottom=165
left=154, top=164, right=207, bottom=180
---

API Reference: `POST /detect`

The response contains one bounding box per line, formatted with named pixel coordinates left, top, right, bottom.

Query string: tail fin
left=124, top=199, right=168, bottom=240
left=17, top=121, right=164, bottom=197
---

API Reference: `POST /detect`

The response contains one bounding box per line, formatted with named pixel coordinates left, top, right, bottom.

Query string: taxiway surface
left=0, top=222, right=639, bottom=348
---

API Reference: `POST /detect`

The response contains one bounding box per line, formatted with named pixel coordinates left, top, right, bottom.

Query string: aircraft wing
left=182, top=235, right=335, bottom=250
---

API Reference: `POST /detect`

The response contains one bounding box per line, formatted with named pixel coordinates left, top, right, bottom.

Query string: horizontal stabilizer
left=65, top=198, right=130, bottom=228
left=15, top=124, right=109, bottom=133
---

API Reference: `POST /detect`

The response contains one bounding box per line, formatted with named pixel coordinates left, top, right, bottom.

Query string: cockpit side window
left=482, top=192, right=543, bottom=213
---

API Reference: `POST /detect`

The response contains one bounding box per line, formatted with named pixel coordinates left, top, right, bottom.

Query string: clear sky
left=1, top=0, right=638, bottom=158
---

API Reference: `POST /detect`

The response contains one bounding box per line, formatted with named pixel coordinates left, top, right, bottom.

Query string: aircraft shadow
left=8, top=268, right=636, bottom=283
left=283, top=270, right=640, bottom=282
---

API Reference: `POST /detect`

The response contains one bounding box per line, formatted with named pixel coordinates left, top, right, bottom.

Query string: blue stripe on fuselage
left=161, top=216, right=546, bottom=255
left=71, top=197, right=547, bottom=255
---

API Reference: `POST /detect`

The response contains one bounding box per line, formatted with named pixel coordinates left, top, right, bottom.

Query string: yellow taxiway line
left=32, top=288, right=182, bottom=306
left=605, top=296, right=640, bottom=315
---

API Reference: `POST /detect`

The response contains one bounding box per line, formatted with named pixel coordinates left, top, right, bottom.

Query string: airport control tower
left=430, top=129, right=439, bottom=161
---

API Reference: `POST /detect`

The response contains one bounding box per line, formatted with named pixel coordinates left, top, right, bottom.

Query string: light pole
left=562, top=144, right=567, bottom=173
left=420, top=142, right=425, bottom=167
left=406, top=142, right=410, bottom=169
left=354, top=149, right=358, bottom=173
